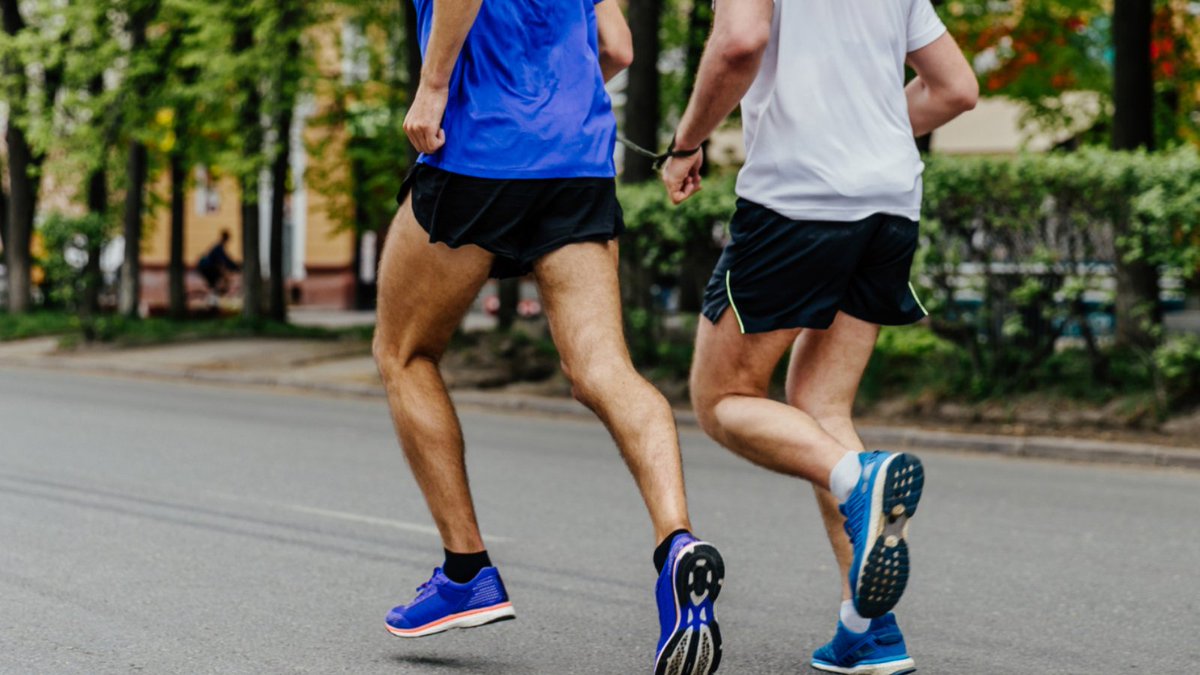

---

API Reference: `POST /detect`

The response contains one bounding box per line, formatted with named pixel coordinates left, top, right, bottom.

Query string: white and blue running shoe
left=841, top=451, right=925, bottom=618
left=811, top=613, right=916, bottom=675
left=654, top=533, right=725, bottom=675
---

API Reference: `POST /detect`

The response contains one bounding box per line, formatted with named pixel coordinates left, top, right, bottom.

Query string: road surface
left=1, top=368, right=1197, bottom=674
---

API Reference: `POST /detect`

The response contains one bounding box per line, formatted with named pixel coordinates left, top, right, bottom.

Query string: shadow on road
left=387, top=652, right=521, bottom=672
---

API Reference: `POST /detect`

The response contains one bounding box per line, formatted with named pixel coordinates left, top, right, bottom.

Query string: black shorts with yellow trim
left=396, top=163, right=625, bottom=280
left=701, top=199, right=928, bottom=334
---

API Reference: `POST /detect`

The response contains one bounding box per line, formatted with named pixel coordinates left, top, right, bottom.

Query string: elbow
left=715, top=29, right=769, bottom=69
left=949, top=77, right=980, bottom=113
left=602, top=42, right=634, bottom=72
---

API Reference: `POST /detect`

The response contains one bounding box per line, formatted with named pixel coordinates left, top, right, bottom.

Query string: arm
left=403, top=0, right=484, bottom=154
left=213, top=246, right=240, bottom=272
left=905, top=33, right=978, bottom=137
left=595, top=0, right=633, bottom=83
left=662, top=0, right=773, bottom=205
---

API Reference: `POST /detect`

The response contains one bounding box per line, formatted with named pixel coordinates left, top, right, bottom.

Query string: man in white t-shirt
left=662, top=0, right=977, bottom=672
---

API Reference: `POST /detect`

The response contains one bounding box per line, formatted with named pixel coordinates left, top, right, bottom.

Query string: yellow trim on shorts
left=725, top=270, right=747, bottom=334
left=909, top=282, right=929, bottom=317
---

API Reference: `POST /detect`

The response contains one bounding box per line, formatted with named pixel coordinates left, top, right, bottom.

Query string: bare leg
left=786, top=312, right=881, bottom=602
left=533, top=241, right=691, bottom=543
left=690, top=311, right=852, bottom=487
left=373, top=200, right=494, bottom=554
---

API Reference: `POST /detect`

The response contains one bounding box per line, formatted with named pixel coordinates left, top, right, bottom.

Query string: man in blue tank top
left=374, top=2, right=725, bottom=673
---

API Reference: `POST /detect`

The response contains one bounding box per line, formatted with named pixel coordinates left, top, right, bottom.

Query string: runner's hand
left=662, top=148, right=704, bottom=205
left=404, top=82, right=449, bottom=154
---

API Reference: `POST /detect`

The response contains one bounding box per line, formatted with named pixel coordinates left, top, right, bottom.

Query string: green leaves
left=617, top=172, right=738, bottom=278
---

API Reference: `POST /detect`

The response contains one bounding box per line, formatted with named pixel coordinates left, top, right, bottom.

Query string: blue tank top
left=412, top=0, right=617, bottom=179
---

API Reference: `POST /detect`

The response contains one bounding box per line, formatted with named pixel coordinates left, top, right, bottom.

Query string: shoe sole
left=811, top=657, right=917, bottom=675
left=853, top=453, right=924, bottom=619
left=654, top=542, right=724, bottom=675
left=385, top=602, right=516, bottom=638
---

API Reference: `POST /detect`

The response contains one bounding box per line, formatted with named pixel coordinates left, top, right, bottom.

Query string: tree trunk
left=81, top=73, right=110, bottom=318
left=2, top=0, right=33, bottom=313
left=168, top=154, right=187, bottom=319
left=681, top=0, right=713, bottom=177
left=117, top=6, right=155, bottom=319
left=268, top=104, right=293, bottom=323
left=118, top=140, right=148, bottom=317
left=5, top=124, right=35, bottom=313
left=0, top=178, right=7, bottom=253
left=1112, top=0, right=1155, bottom=152
left=497, top=278, right=519, bottom=332
left=1112, top=0, right=1158, bottom=348
left=235, top=19, right=264, bottom=321
left=623, top=0, right=662, bottom=184
left=84, top=152, right=109, bottom=318
left=682, top=0, right=711, bottom=102
left=267, top=3, right=303, bottom=323
left=240, top=182, right=262, bottom=320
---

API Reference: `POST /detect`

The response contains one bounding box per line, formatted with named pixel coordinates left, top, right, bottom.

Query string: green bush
left=919, top=147, right=1200, bottom=393
left=1154, top=335, right=1200, bottom=407
left=859, top=326, right=971, bottom=403
left=39, top=212, right=113, bottom=313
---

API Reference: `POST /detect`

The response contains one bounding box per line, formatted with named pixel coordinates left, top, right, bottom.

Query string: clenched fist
left=404, top=81, right=450, bottom=155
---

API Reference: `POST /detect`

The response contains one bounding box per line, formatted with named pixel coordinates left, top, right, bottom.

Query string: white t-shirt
left=735, top=0, right=947, bottom=222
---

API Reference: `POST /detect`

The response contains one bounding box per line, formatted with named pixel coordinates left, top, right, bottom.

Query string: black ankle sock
left=443, top=549, right=492, bottom=583
left=653, top=529, right=692, bottom=574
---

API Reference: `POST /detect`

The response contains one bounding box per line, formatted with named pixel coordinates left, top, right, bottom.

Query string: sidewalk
left=1, top=336, right=1197, bottom=470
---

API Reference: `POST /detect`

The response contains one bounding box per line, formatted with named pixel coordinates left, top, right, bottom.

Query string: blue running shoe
left=811, top=613, right=916, bottom=675
left=385, top=567, right=515, bottom=638
left=654, top=533, right=724, bottom=675
left=841, top=451, right=924, bottom=618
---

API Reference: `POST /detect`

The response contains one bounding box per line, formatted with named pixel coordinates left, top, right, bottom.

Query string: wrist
left=676, top=135, right=700, bottom=153
left=418, top=70, right=452, bottom=92
left=673, top=130, right=704, bottom=153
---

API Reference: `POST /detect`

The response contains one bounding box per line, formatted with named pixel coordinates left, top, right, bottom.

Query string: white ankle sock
left=840, top=600, right=871, bottom=634
left=829, top=452, right=862, bottom=504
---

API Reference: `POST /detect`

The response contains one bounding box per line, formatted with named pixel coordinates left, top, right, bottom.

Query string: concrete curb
left=5, top=356, right=1198, bottom=471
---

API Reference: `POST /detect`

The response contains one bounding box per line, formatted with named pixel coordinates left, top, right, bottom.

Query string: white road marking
left=205, top=491, right=512, bottom=542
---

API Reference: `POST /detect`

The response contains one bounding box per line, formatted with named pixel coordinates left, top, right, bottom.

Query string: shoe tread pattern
left=655, top=544, right=724, bottom=675
left=857, top=454, right=924, bottom=619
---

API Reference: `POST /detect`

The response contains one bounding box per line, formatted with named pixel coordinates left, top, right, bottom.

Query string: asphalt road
left=1, top=368, right=1197, bottom=674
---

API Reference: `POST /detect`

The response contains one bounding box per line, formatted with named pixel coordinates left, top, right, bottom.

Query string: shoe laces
left=413, top=569, right=444, bottom=602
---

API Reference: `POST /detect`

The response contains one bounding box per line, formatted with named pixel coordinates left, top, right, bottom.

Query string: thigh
left=375, top=199, right=494, bottom=358
left=692, top=307, right=800, bottom=405
left=785, top=311, right=880, bottom=416
left=532, top=240, right=628, bottom=369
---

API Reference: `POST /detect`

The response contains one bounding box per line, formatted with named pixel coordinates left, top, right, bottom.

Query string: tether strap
left=617, top=135, right=702, bottom=171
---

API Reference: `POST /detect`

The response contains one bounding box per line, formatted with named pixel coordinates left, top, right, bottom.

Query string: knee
left=372, top=335, right=405, bottom=383
left=563, top=357, right=635, bottom=409
left=373, top=332, right=437, bottom=385
left=689, top=373, right=727, bottom=441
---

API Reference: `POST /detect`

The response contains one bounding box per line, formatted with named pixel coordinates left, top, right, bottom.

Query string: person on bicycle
left=197, top=230, right=240, bottom=297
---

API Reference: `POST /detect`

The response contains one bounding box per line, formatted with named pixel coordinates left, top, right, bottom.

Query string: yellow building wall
left=142, top=167, right=356, bottom=271
left=144, top=175, right=245, bottom=267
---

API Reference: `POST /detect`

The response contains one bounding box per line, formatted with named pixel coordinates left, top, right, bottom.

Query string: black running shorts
left=701, top=199, right=928, bottom=334
left=397, top=163, right=625, bottom=279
